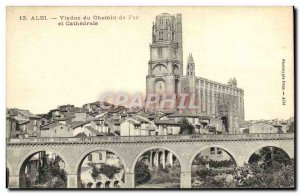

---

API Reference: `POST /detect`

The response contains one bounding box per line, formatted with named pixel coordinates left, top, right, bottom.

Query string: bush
left=179, top=118, right=195, bottom=134
left=193, top=160, right=295, bottom=188
left=98, top=164, right=121, bottom=179
left=196, top=168, right=212, bottom=179
left=209, top=159, right=235, bottom=168
left=89, top=163, right=121, bottom=180
left=135, top=161, right=151, bottom=185
left=35, top=155, right=67, bottom=188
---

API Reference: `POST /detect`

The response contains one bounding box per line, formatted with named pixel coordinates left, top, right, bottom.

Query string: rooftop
left=70, top=121, right=90, bottom=129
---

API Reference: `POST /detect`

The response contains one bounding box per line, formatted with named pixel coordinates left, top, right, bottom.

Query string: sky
left=6, top=6, right=294, bottom=120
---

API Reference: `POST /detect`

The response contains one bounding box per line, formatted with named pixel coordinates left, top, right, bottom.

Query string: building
left=120, top=118, right=154, bottom=136
left=70, top=121, right=99, bottom=137
left=72, top=112, right=94, bottom=122
left=145, top=13, right=245, bottom=134
left=6, top=109, right=41, bottom=138
left=154, top=119, right=180, bottom=135
left=90, top=118, right=110, bottom=134
left=164, top=112, right=200, bottom=125
left=40, top=122, right=73, bottom=137
left=249, top=121, right=278, bottom=134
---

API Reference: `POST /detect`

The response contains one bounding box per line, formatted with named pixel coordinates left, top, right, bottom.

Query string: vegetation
left=193, top=161, right=294, bottom=188
left=234, top=160, right=294, bottom=188
left=99, top=164, right=121, bottom=179
left=89, top=163, right=121, bottom=180
left=89, top=164, right=100, bottom=179
left=243, top=128, right=249, bottom=134
left=287, top=121, right=294, bottom=133
left=179, top=118, right=195, bottom=134
left=192, top=155, right=207, bottom=166
left=192, top=147, right=294, bottom=188
left=147, top=163, right=181, bottom=184
left=135, top=158, right=181, bottom=187
left=248, top=147, right=290, bottom=166
left=34, top=155, right=67, bottom=188
left=209, top=159, right=235, bottom=168
left=135, top=161, right=151, bottom=185
left=192, top=153, right=235, bottom=168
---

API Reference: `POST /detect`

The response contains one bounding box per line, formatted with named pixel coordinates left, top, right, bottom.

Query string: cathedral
left=145, top=13, right=245, bottom=133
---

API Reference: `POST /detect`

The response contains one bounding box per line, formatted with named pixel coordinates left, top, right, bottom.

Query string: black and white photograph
left=4, top=6, right=295, bottom=190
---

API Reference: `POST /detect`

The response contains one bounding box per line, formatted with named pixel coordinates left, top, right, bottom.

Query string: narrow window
left=88, top=154, right=92, bottom=161
left=159, top=32, right=163, bottom=40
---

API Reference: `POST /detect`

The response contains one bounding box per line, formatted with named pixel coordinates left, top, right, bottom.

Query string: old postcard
left=6, top=6, right=294, bottom=189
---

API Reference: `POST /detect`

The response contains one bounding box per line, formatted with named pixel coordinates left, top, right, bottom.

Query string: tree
left=248, top=153, right=261, bottom=164
left=36, top=154, right=67, bottom=188
left=89, top=163, right=100, bottom=179
left=192, top=154, right=207, bottom=166
left=135, top=161, right=151, bottom=185
left=209, top=159, right=235, bottom=168
left=98, top=164, right=121, bottom=179
left=234, top=161, right=294, bottom=188
left=89, top=163, right=121, bottom=180
left=192, top=153, right=295, bottom=188
left=287, top=121, right=294, bottom=133
left=251, top=147, right=291, bottom=167
left=179, top=118, right=195, bottom=134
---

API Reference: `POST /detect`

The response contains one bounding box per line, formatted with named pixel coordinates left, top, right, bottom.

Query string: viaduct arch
left=6, top=133, right=294, bottom=189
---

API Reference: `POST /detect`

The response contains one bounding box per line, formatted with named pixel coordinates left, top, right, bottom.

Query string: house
left=94, top=112, right=108, bottom=119
left=154, top=119, right=180, bottom=135
left=6, top=112, right=17, bottom=138
left=85, top=126, right=102, bottom=137
left=36, top=114, right=49, bottom=126
left=40, top=122, right=73, bottom=137
left=83, top=101, right=101, bottom=113
left=56, top=116, right=75, bottom=125
left=105, top=119, right=122, bottom=134
left=90, top=118, right=110, bottom=134
left=72, top=112, right=94, bottom=122
left=70, top=120, right=111, bottom=137
left=126, top=108, right=143, bottom=117
left=83, top=101, right=118, bottom=114
left=135, top=111, right=160, bottom=121
left=57, top=104, right=76, bottom=112
left=70, top=121, right=92, bottom=137
left=120, top=118, right=153, bottom=136
left=58, top=104, right=88, bottom=113
left=48, top=109, right=63, bottom=121
left=132, top=116, right=152, bottom=130
left=249, top=122, right=278, bottom=133
left=6, top=109, right=41, bottom=138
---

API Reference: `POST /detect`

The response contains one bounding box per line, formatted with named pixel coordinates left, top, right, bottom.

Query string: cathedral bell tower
left=146, top=13, right=183, bottom=110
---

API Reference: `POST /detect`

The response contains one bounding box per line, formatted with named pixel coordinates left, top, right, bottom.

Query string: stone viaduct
left=6, top=133, right=294, bottom=189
